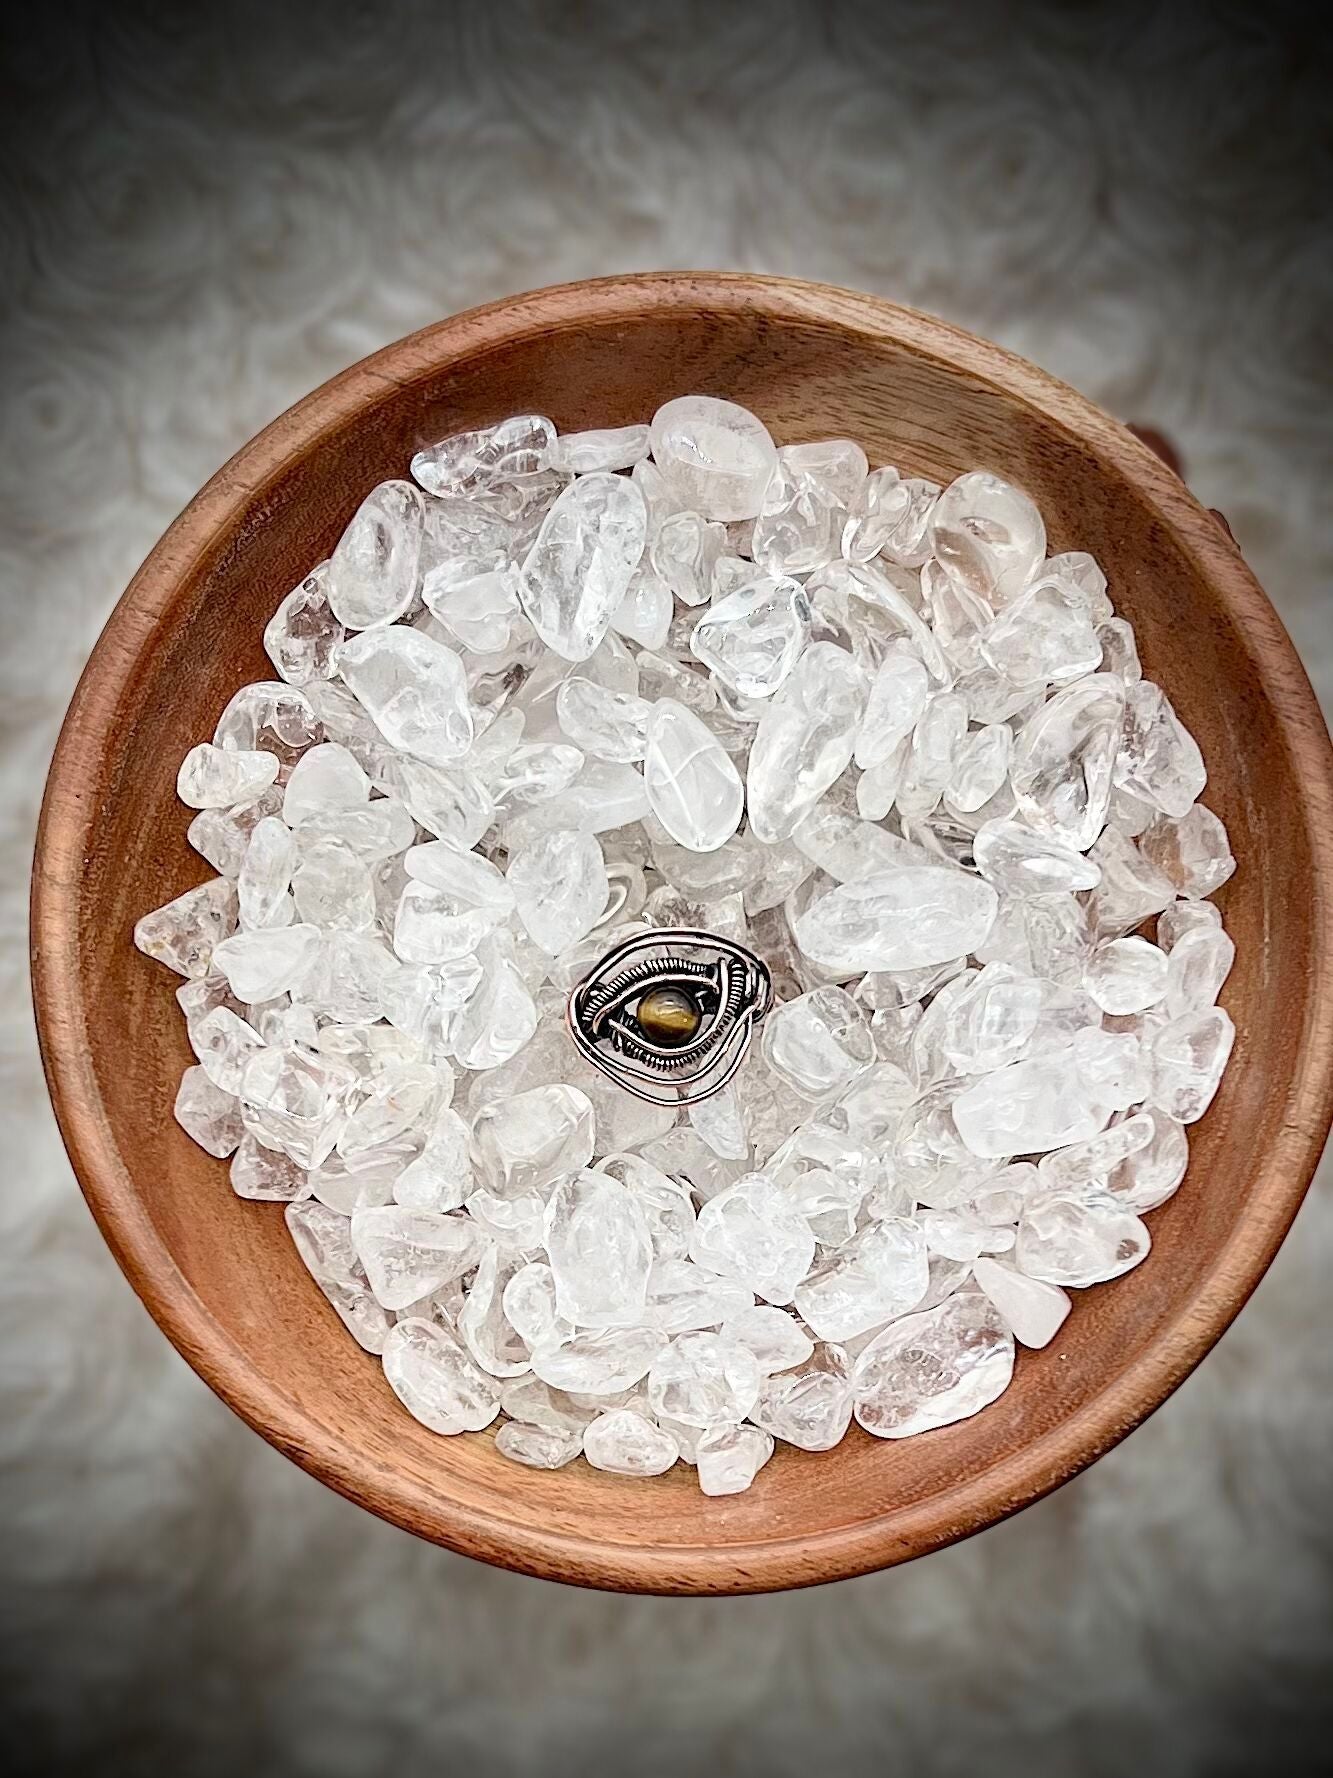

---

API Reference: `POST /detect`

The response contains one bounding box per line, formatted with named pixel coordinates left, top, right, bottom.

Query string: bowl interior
left=34, top=277, right=1333, bottom=1593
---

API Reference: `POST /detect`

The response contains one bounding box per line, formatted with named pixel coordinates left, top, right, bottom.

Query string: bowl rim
left=30, top=271, right=1333, bottom=1595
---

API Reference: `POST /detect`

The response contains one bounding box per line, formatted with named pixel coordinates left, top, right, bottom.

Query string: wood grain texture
left=29, top=273, right=1333, bottom=1595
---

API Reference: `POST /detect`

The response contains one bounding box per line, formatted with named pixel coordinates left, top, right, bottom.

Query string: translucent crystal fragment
left=949, top=724, right=1013, bottom=813
left=793, top=867, right=997, bottom=974
left=971, top=1259, right=1070, bottom=1349
left=285, top=1200, right=391, bottom=1354
left=556, top=676, right=652, bottom=762
left=1138, top=805, right=1236, bottom=899
left=530, top=1327, right=666, bottom=1394
left=855, top=649, right=930, bottom=769
left=551, top=423, right=651, bottom=473
left=472, top=1084, right=595, bottom=1197
left=1010, top=674, right=1125, bottom=850
left=583, top=1409, right=679, bottom=1476
left=281, top=742, right=370, bottom=826
left=458, top=1249, right=532, bottom=1378
left=264, top=565, right=344, bottom=686
left=1164, top=923, right=1234, bottom=1017
left=381, top=1318, right=500, bottom=1434
left=174, top=1065, right=243, bottom=1157
left=508, top=829, right=608, bottom=953
left=650, top=509, right=724, bottom=606
left=929, top=470, right=1046, bottom=607
left=1107, top=1107, right=1189, bottom=1210
left=214, top=682, right=321, bottom=759
left=646, top=1331, right=762, bottom=1429
left=190, top=1006, right=264, bottom=1095
left=1084, top=936, right=1168, bottom=1014
left=747, top=644, right=868, bottom=843
left=689, top=1174, right=814, bottom=1306
left=751, top=440, right=866, bottom=577
left=720, top=1305, right=814, bottom=1374
left=351, top=1206, right=487, bottom=1310
left=494, top=1421, right=583, bottom=1470
left=177, top=744, right=279, bottom=812
left=518, top=473, right=647, bottom=662
left=689, top=574, right=810, bottom=698
left=410, top=415, right=555, bottom=497
left=1158, top=897, right=1222, bottom=951
left=853, top=1292, right=1014, bottom=1437
left=642, top=700, right=743, bottom=853
left=751, top=1343, right=854, bottom=1450
left=327, top=480, right=425, bottom=630
left=212, top=924, right=321, bottom=1002
left=980, top=571, right=1102, bottom=685
left=973, top=818, right=1100, bottom=897
left=424, top=565, right=522, bottom=656
left=230, top=1135, right=309, bottom=1202
left=1015, top=1196, right=1150, bottom=1286
left=610, top=565, right=674, bottom=651
left=1114, top=681, right=1207, bottom=817
left=795, top=1218, right=929, bottom=1342
left=240, top=1044, right=355, bottom=1169
left=544, top=1169, right=653, bottom=1327
left=501, top=1262, right=571, bottom=1351
left=238, top=816, right=297, bottom=929
left=695, top=1423, right=775, bottom=1496
left=134, top=877, right=238, bottom=978
left=951, top=1047, right=1111, bottom=1158
left=188, top=788, right=285, bottom=879
left=450, top=950, right=537, bottom=1071
left=762, top=986, right=873, bottom=1100
left=1150, top=1008, right=1235, bottom=1122
left=649, top=395, right=778, bottom=521
left=337, top=625, right=473, bottom=765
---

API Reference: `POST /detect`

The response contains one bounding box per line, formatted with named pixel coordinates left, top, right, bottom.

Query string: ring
left=566, top=928, right=773, bottom=1108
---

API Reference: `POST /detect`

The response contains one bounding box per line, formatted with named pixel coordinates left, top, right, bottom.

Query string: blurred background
left=3, top=2, right=1330, bottom=1772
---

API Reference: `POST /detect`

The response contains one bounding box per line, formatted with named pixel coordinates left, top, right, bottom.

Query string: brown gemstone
left=635, top=986, right=702, bottom=1048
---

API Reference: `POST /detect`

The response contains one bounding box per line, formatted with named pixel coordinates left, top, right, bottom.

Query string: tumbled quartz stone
left=1164, top=923, right=1234, bottom=1017
left=1037, top=1112, right=1154, bottom=1191
left=238, top=816, right=297, bottom=930
left=971, top=1258, right=1070, bottom=1349
left=501, top=1261, right=571, bottom=1351
left=1107, top=1107, right=1189, bottom=1210
left=647, top=1331, right=762, bottom=1429
left=642, top=699, right=743, bottom=853
left=980, top=571, right=1102, bottom=686
left=177, top=743, right=279, bottom=811
left=747, top=643, right=868, bottom=843
left=949, top=724, right=1014, bottom=813
left=596, top=1154, right=695, bottom=1260
left=853, top=1292, right=1014, bottom=1438
left=449, top=949, right=537, bottom=1071
left=854, top=649, right=929, bottom=770
left=1157, top=896, right=1222, bottom=951
left=793, top=867, right=997, bottom=974
left=795, top=1218, right=930, bottom=1343
left=611, top=565, right=674, bottom=651
left=1084, top=936, right=1169, bottom=1014
left=929, top=470, right=1046, bottom=607
left=425, top=565, right=522, bottom=655
left=282, top=741, right=371, bottom=827
left=494, top=1420, right=583, bottom=1470
left=1150, top=1007, right=1235, bottom=1122
left=762, top=985, right=873, bottom=1100
left=472, top=1085, right=595, bottom=1197
left=212, top=923, right=321, bottom=1003
left=458, top=1248, right=532, bottom=1377
left=190, top=1006, right=264, bottom=1095
left=689, top=1174, right=815, bottom=1306
left=135, top=877, right=238, bottom=978
left=214, top=681, right=322, bottom=760
left=1015, top=1195, right=1150, bottom=1286
left=1010, top=673, right=1125, bottom=850
left=1138, top=804, right=1236, bottom=899
left=751, top=442, right=865, bottom=577
left=530, top=1326, right=666, bottom=1394
left=410, top=415, right=555, bottom=497
left=952, top=1045, right=1111, bottom=1159
left=285, top=1199, right=391, bottom=1354
left=518, top=473, right=647, bottom=662
left=265, top=565, right=344, bottom=686
left=973, top=818, right=1101, bottom=897
left=687, top=1081, right=749, bottom=1160
left=689, top=574, right=810, bottom=699
left=240, top=1044, right=356, bottom=1169
left=650, top=509, right=724, bottom=606
left=174, top=1065, right=243, bottom=1158
left=350, top=1206, right=487, bottom=1310
left=636, top=1258, right=748, bottom=1335
left=544, top=1169, right=653, bottom=1327
left=336, top=625, right=473, bottom=765
left=551, top=423, right=651, bottom=474
left=750, top=1343, right=854, bottom=1451
left=1114, top=681, right=1207, bottom=817
left=507, top=829, right=608, bottom=954
left=381, top=1318, right=500, bottom=1434
left=326, top=480, right=425, bottom=630
left=695, top=1423, right=775, bottom=1496
left=230, top=1135, right=309, bottom=1202
left=583, top=1409, right=679, bottom=1476
left=720, top=1305, right=814, bottom=1374
left=556, top=676, right=652, bottom=762
left=649, top=396, right=777, bottom=521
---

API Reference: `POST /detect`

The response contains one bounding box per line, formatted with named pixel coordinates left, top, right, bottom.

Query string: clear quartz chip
left=174, top=1065, right=244, bottom=1157
left=1010, top=673, right=1125, bottom=850
left=642, top=699, right=744, bottom=853
left=212, top=923, right=322, bottom=1002
left=530, top=1327, right=667, bottom=1394
left=1150, top=1007, right=1235, bottom=1122
left=649, top=396, right=778, bottom=521
left=351, top=1206, right=488, bottom=1310
left=1114, top=681, right=1207, bottom=817
left=696, top=1423, right=775, bottom=1496
left=327, top=480, right=426, bottom=630
left=720, top=1305, right=814, bottom=1374
left=238, top=817, right=297, bottom=929
left=793, top=867, right=997, bottom=974
left=282, top=742, right=370, bottom=826
left=381, top=1318, right=501, bottom=1434
left=1138, top=804, right=1236, bottom=899
left=747, top=643, right=868, bottom=842
left=583, top=1409, right=679, bottom=1476
left=761, top=986, right=874, bottom=1100
left=689, top=573, right=810, bottom=699
left=551, top=424, right=651, bottom=474
left=689, top=1174, right=814, bottom=1306
left=751, top=1343, right=854, bottom=1451
left=518, top=473, right=647, bottom=662
left=853, top=1292, right=1015, bottom=1437
left=1084, top=936, right=1169, bottom=1014
left=135, top=877, right=238, bottom=978
left=410, top=415, right=555, bottom=497
left=1015, top=1195, right=1150, bottom=1286
left=494, top=1421, right=582, bottom=1470
left=508, top=828, right=609, bottom=954
left=556, top=676, right=653, bottom=762
left=177, top=744, right=279, bottom=811
left=544, top=1169, right=653, bottom=1327
left=971, top=1259, right=1070, bottom=1349
left=929, top=470, right=1046, bottom=607
left=647, top=1331, right=762, bottom=1428
left=240, top=1044, right=356, bottom=1169
left=264, top=565, right=344, bottom=686
left=337, top=626, right=474, bottom=765
left=472, top=1085, right=595, bottom=1197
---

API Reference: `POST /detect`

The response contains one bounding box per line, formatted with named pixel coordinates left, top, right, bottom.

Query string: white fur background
left=3, top=4, right=1331, bottom=1772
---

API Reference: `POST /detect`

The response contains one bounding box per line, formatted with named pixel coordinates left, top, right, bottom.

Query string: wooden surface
left=29, top=273, right=1333, bottom=1595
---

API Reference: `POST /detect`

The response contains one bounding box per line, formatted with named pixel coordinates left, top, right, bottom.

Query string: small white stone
left=351, top=1205, right=488, bottom=1310
left=337, top=625, right=474, bottom=765
left=690, top=572, right=810, bottom=699
left=929, top=470, right=1046, bottom=607
left=518, top=473, right=647, bottom=661
left=174, top=1065, right=244, bottom=1157
left=556, top=676, right=653, bottom=762
left=230, top=1135, right=309, bottom=1202
left=472, top=1084, right=595, bottom=1197
left=650, top=395, right=777, bottom=521
left=381, top=1317, right=500, bottom=1434
left=1010, top=673, right=1125, bottom=851
left=327, top=480, right=425, bottom=630
left=1114, top=681, right=1207, bottom=817
left=241, top=1044, right=355, bottom=1169
left=1150, top=1007, right=1235, bottom=1122
left=695, top=1423, right=775, bottom=1496
left=1164, top=923, right=1234, bottom=1017
left=281, top=742, right=371, bottom=826
left=792, top=867, right=997, bottom=974
left=762, top=986, right=874, bottom=1100
left=853, top=1292, right=1015, bottom=1437
left=747, top=643, right=869, bottom=843
left=177, top=744, right=280, bottom=812
left=544, top=1169, right=653, bottom=1327
left=583, top=1409, right=680, bottom=1476
left=971, top=1259, right=1070, bottom=1349
left=550, top=423, right=651, bottom=473
left=238, top=816, right=297, bottom=929
left=719, top=1305, right=814, bottom=1374
left=450, top=948, right=538, bottom=1071
left=973, top=818, right=1101, bottom=897
left=980, top=570, right=1102, bottom=685
left=530, top=1327, right=666, bottom=1394
left=1106, top=1107, right=1189, bottom=1210
left=264, top=565, right=345, bottom=686
left=1084, top=936, right=1169, bottom=1014
left=689, top=1173, right=814, bottom=1306
left=750, top=1343, right=854, bottom=1451
left=952, top=1046, right=1111, bottom=1159
left=1138, top=804, right=1236, bottom=899
left=410, top=414, right=555, bottom=497
left=642, top=699, right=744, bottom=853
left=495, top=1420, right=583, bottom=1470
left=646, top=1331, right=762, bottom=1428
left=508, top=828, right=609, bottom=954
left=189, top=1006, right=264, bottom=1095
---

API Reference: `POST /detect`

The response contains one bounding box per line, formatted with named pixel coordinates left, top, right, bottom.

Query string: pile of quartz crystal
left=135, top=397, right=1238, bottom=1494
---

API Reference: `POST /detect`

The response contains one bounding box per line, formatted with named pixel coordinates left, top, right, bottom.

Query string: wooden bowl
left=31, top=274, right=1333, bottom=1595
